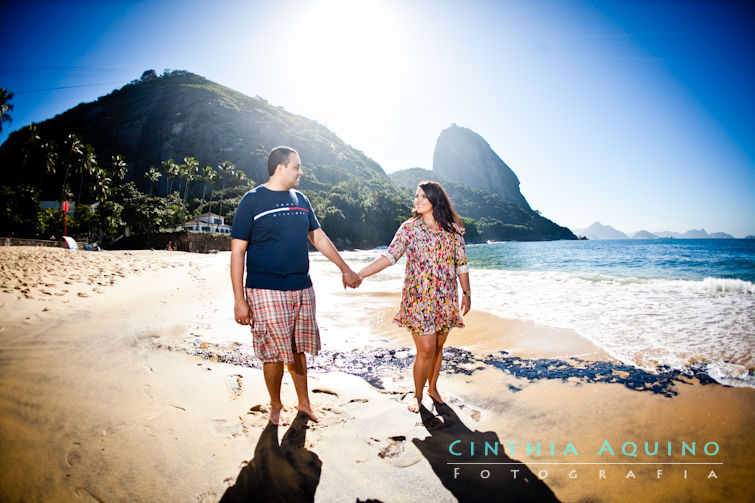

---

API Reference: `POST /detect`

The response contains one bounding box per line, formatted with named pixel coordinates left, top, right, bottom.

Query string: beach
left=0, top=246, right=753, bottom=502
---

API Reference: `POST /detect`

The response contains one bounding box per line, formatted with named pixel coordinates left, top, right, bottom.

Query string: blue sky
left=2, top=0, right=754, bottom=237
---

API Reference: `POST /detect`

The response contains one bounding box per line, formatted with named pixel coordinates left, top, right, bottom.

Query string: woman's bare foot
left=427, top=389, right=444, bottom=404
left=407, top=394, right=422, bottom=413
left=269, top=404, right=289, bottom=426
left=296, top=404, right=321, bottom=423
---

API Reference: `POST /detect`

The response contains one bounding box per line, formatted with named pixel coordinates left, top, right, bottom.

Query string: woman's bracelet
left=462, top=290, right=471, bottom=297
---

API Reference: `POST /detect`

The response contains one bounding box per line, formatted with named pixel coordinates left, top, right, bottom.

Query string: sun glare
left=288, top=0, right=403, bottom=110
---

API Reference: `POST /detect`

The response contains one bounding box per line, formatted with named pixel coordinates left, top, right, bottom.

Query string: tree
left=144, top=166, right=161, bottom=195
left=59, top=134, right=84, bottom=207
left=179, top=156, right=199, bottom=213
left=0, top=89, right=13, bottom=133
left=90, top=167, right=112, bottom=203
left=216, top=160, right=235, bottom=216
left=22, top=124, right=57, bottom=185
left=75, top=144, right=98, bottom=204
left=201, top=165, right=217, bottom=212
left=161, top=159, right=180, bottom=194
left=110, top=154, right=128, bottom=182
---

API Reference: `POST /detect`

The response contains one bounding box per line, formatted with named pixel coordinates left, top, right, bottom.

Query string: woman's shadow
left=413, top=402, right=561, bottom=502
left=220, top=412, right=322, bottom=502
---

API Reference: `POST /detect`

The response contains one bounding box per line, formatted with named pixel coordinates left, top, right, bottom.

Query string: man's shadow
left=220, top=412, right=322, bottom=502
left=412, top=402, right=561, bottom=502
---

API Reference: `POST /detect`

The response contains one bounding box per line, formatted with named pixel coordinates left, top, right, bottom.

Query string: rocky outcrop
left=432, top=124, right=530, bottom=210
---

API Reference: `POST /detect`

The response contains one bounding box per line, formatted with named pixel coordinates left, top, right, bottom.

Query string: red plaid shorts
left=245, top=286, right=320, bottom=364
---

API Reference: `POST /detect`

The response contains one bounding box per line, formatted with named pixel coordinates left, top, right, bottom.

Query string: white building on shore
left=182, top=213, right=231, bottom=234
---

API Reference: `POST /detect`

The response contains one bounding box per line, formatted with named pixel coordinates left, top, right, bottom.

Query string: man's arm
left=308, top=228, right=361, bottom=288
left=231, top=238, right=252, bottom=325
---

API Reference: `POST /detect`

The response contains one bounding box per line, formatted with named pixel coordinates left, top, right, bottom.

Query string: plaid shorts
left=245, top=286, right=320, bottom=364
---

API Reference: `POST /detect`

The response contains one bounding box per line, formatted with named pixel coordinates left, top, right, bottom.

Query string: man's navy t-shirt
left=230, top=186, right=320, bottom=291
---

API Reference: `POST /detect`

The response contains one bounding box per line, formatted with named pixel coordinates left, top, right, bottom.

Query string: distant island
left=572, top=221, right=739, bottom=240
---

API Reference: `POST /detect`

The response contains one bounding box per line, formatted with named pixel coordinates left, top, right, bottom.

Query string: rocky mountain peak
left=432, top=124, right=530, bottom=210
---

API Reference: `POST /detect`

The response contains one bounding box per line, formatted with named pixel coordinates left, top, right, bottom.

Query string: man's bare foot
left=427, top=389, right=444, bottom=404
left=269, top=404, right=289, bottom=426
left=408, top=394, right=422, bottom=413
left=296, top=404, right=321, bottom=423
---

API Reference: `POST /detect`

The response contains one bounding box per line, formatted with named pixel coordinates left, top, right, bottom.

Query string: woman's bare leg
left=427, top=331, right=448, bottom=403
left=410, top=331, right=437, bottom=412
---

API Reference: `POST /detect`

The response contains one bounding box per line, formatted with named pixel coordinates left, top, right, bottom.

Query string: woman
left=358, top=181, right=471, bottom=412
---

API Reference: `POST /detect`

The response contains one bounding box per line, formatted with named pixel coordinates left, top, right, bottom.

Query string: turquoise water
left=467, top=239, right=755, bottom=283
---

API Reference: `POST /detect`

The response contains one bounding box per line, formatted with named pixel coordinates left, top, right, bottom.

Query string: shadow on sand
left=220, top=412, right=321, bottom=503
left=412, top=402, right=561, bottom=502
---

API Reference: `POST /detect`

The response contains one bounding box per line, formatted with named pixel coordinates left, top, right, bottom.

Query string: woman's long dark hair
left=412, top=180, right=465, bottom=234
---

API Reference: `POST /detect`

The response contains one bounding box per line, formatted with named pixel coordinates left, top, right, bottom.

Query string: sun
left=287, top=0, right=404, bottom=110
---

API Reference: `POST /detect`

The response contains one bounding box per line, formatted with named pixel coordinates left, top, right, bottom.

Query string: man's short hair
left=267, top=146, right=298, bottom=177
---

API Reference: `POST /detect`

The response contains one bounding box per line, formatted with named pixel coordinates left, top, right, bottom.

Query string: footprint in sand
left=65, top=441, right=82, bottom=468
left=225, top=374, right=243, bottom=399
left=378, top=436, right=406, bottom=459
left=209, top=418, right=243, bottom=437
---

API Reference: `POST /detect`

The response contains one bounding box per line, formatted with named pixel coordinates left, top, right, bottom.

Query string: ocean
left=344, top=239, right=755, bottom=389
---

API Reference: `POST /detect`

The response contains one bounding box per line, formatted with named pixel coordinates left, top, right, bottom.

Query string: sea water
left=343, top=239, right=755, bottom=388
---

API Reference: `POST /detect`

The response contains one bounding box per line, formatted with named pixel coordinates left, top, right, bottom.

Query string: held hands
left=342, top=267, right=362, bottom=289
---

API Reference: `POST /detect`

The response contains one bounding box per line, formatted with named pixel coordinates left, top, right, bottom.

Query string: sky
left=2, top=0, right=754, bottom=237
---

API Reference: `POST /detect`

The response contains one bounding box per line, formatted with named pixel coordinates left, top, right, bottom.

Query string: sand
left=0, top=246, right=752, bottom=502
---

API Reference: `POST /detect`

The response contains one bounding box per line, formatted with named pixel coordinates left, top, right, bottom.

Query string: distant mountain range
left=572, top=222, right=737, bottom=240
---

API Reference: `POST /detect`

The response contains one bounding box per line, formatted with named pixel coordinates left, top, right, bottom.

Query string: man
left=230, top=146, right=360, bottom=425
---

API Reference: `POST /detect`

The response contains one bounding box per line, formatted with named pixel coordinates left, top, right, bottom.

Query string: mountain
left=709, top=232, right=734, bottom=239
left=1, top=70, right=384, bottom=193
left=573, top=222, right=629, bottom=240
left=432, top=124, right=530, bottom=210
left=390, top=125, right=576, bottom=241
left=0, top=70, right=410, bottom=247
left=390, top=168, right=574, bottom=241
left=0, top=71, right=575, bottom=245
left=633, top=230, right=659, bottom=239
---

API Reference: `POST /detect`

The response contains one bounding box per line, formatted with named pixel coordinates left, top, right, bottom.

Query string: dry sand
left=0, top=246, right=752, bottom=502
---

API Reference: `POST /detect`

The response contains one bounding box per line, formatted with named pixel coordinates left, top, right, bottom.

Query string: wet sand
left=0, top=246, right=752, bottom=502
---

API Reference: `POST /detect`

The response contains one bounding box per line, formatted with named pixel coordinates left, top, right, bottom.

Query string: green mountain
left=390, top=126, right=576, bottom=241
left=0, top=70, right=410, bottom=247
left=1, top=70, right=573, bottom=245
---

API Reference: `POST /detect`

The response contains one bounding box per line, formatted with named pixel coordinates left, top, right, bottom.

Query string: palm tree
left=180, top=156, right=199, bottom=206
left=59, top=134, right=84, bottom=207
left=75, top=144, right=98, bottom=205
left=201, top=165, right=218, bottom=213
left=144, top=166, right=161, bottom=195
left=179, top=157, right=199, bottom=223
left=0, top=89, right=13, bottom=133
left=91, top=166, right=112, bottom=203
left=216, top=160, right=235, bottom=216
left=161, top=159, right=180, bottom=194
left=22, top=124, right=57, bottom=183
left=110, top=154, right=128, bottom=182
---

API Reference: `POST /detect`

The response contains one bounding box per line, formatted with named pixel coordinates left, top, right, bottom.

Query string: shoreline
left=0, top=247, right=753, bottom=502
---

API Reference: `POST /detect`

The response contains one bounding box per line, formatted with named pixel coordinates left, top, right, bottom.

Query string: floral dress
left=383, top=217, right=469, bottom=336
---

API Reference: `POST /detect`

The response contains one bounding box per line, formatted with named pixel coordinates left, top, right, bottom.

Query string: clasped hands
left=341, top=268, right=362, bottom=289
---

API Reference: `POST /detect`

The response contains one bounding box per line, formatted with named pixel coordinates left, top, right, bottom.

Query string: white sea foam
left=468, top=268, right=755, bottom=388
left=332, top=250, right=755, bottom=388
